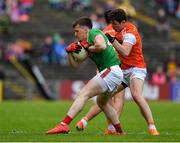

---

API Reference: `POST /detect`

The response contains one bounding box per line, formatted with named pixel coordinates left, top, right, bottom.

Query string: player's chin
left=78, top=38, right=84, bottom=41
left=76, top=36, right=81, bottom=41
left=79, top=36, right=86, bottom=41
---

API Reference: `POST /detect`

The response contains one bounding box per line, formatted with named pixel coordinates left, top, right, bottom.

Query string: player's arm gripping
left=106, top=34, right=133, bottom=56
left=88, top=35, right=106, bottom=52
left=113, top=39, right=133, bottom=56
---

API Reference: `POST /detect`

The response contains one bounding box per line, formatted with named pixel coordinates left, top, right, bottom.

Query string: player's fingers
left=74, top=46, right=82, bottom=53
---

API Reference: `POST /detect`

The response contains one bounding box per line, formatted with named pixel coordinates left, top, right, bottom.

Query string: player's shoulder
left=90, top=28, right=102, bottom=33
left=103, top=24, right=116, bottom=36
left=103, top=24, right=112, bottom=32
left=125, top=22, right=138, bottom=33
left=89, top=28, right=105, bottom=41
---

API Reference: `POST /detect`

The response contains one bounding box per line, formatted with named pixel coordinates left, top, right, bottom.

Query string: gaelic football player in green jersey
left=47, top=16, right=125, bottom=135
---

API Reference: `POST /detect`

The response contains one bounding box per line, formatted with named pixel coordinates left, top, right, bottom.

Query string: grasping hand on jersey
left=105, top=33, right=116, bottom=43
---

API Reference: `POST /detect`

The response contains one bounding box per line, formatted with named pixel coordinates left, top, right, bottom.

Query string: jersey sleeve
left=123, top=24, right=137, bottom=45
left=123, top=33, right=136, bottom=45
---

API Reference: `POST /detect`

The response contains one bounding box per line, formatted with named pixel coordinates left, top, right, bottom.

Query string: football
left=71, top=46, right=88, bottom=61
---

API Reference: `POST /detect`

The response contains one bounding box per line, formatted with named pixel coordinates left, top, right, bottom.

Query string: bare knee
left=131, top=90, right=145, bottom=104
left=114, top=90, right=124, bottom=105
left=130, top=78, right=145, bottom=103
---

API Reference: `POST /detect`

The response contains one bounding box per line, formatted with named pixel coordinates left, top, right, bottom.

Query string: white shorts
left=122, top=67, right=147, bottom=86
left=93, top=65, right=123, bottom=94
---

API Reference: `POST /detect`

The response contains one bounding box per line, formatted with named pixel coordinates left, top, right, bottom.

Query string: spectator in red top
left=152, top=65, right=167, bottom=85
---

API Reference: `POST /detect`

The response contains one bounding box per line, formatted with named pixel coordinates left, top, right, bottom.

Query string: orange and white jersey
left=103, top=24, right=116, bottom=37
left=116, top=22, right=146, bottom=69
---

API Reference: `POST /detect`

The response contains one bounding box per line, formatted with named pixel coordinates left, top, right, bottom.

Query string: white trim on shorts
left=93, top=65, right=123, bottom=93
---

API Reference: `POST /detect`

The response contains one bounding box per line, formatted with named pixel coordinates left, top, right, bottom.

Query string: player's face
left=111, top=20, right=125, bottom=32
left=74, top=24, right=88, bottom=41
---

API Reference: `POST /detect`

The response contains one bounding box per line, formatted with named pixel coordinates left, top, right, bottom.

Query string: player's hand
left=66, top=42, right=81, bottom=53
left=79, top=40, right=89, bottom=50
left=105, top=34, right=115, bottom=43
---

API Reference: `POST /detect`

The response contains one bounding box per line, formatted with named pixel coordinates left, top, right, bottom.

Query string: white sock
left=148, top=123, right=156, bottom=130
left=108, top=124, right=116, bottom=131
left=81, top=118, right=88, bottom=128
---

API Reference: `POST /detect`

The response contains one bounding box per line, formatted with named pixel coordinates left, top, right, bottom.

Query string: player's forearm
left=113, top=39, right=130, bottom=56
left=67, top=53, right=79, bottom=68
left=89, top=34, right=106, bottom=52
left=88, top=43, right=105, bottom=52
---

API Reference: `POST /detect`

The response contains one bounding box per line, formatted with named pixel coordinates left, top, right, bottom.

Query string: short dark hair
left=109, top=9, right=127, bottom=23
left=104, top=10, right=112, bottom=24
left=73, top=16, right=93, bottom=29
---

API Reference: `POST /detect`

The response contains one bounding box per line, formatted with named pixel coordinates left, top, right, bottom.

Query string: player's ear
left=122, top=20, right=126, bottom=24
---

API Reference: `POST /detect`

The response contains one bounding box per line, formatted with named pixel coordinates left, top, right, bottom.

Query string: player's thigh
left=114, top=90, right=125, bottom=102
left=79, top=78, right=105, bottom=99
left=96, top=93, right=110, bottom=107
left=130, top=78, right=144, bottom=97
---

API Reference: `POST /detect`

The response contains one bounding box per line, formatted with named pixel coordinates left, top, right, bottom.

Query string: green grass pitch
left=0, top=100, right=179, bottom=142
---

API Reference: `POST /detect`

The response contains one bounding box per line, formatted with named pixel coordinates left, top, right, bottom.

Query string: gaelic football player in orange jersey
left=108, top=8, right=159, bottom=135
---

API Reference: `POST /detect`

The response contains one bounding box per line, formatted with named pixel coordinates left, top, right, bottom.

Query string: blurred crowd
left=1, top=33, right=68, bottom=66
left=0, top=0, right=34, bottom=35
left=48, top=0, right=92, bottom=11
left=40, top=33, right=68, bottom=66
left=145, top=0, right=180, bottom=19
left=3, top=38, right=32, bottom=61
left=156, top=7, right=170, bottom=38
left=151, top=52, right=180, bottom=84
left=146, top=0, right=180, bottom=38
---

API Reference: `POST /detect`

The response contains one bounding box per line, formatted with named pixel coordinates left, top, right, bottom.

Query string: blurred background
left=0, top=0, right=179, bottom=102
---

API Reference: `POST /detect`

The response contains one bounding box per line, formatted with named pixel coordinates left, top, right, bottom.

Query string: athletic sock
left=148, top=122, right=157, bottom=130
left=80, top=117, right=88, bottom=127
left=62, top=115, right=73, bottom=125
left=113, top=123, right=123, bottom=133
left=107, top=123, right=116, bottom=131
